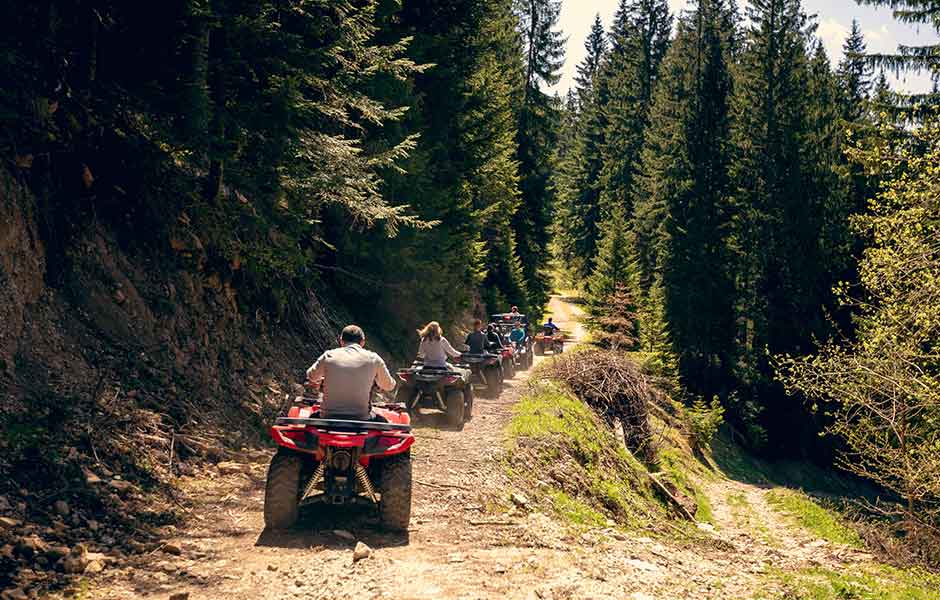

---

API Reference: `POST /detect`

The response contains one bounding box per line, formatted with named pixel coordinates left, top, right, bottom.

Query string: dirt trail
left=85, top=296, right=868, bottom=600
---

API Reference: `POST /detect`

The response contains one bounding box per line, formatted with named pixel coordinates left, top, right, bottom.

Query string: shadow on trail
left=255, top=504, right=410, bottom=551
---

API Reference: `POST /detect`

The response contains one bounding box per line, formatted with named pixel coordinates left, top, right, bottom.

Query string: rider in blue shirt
left=542, top=317, right=560, bottom=336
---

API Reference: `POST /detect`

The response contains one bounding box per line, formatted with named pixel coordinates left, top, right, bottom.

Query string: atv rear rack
left=274, top=417, right=411, bottom=432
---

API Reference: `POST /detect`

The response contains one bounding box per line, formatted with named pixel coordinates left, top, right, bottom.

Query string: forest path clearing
left=84, top=296, right=868, bottom=600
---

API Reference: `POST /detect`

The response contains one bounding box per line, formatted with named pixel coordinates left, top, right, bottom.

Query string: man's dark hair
left=340, top=324, right=365, bottom=344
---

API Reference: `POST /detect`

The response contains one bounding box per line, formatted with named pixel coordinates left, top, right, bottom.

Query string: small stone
left=352, top=542, right=372, bottom=562
left=267, top=564, right=278, bottom=572
left=86, top=520, right=99, bottom=532
left=494, top=564, right=507, bottom=574
left=510, top=492, right=529, bottom=508
left=61, top=547, right=90, bottom=574
left=217, top=462, right=249, bottom=475
left=625, top=558, right=660, bottom=573
left=109, top=479, right=133, bottom=493
left=0, top=496, right=11, bottom=512
left=295, top=580, right=305, bottom=587
left=332, top=530, right=355, bottom=541
left=696, top=522, right=715, bottom=533
left=168, top=593, right=190, bottom=600
left=84, top=470, right=103, bottom=485
left=84, top=559, right=105, bottom=574
left=0, top=517, right=19, bottom=529
left=162, top=543, right=183, bottom=556
left=54, top=500, right=70, bottom=516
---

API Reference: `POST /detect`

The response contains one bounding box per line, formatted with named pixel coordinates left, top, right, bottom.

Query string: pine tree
left=836, top=19, right=872, bottom=121
left=857, top=0, right=940, bottom=110
left=633, top=0, right=736, bottom=398
left=556, top=18, right=609, bottom=284
left=599, top=0, right=672, bottom=231
left=514, top=0, right=566, bottom=315
left=728, top=0, right=841, bottom=447
left=639, top=274, right=679, bottom=379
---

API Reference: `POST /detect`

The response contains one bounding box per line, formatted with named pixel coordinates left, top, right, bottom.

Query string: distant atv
left=265, top=393, right=414, bottom=532
left=534, top=329, right=564, bottom=355
left=491, top=313, right=534, bottom=371
left=395, top=362, right=473, bottom=428
left=459, top=352, right=504, bottom=398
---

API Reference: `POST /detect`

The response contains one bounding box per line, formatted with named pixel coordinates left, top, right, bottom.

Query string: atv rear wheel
left=534, top=343, right=544, bottom=356
left=503, top=357, right=515, bottom=379
left=463, top=385, right=474, bottom=422
left=263, top=450, right=302, bottom=530
left=484, top=365, right=502, bottom=398
left=445, top=388, right=465, bottom=429
left=378, top=452, right=412, bottom=532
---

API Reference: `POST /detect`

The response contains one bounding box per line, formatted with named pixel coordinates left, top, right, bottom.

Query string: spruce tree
left=514, top=0, right=566, bottom=314
left=599, top=0, right=672, bottom=234
left=836, top=19, right=872, bottom=121
left=633, top=0, right=736, bottom=398
left=556, top=18, right=609, bottom=284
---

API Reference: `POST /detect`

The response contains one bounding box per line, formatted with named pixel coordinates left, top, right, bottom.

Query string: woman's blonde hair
left=417, top=321, right=442, bottom=340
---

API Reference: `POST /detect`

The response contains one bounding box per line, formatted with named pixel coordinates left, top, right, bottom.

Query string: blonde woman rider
left=417, top=321, right=462, bottom=368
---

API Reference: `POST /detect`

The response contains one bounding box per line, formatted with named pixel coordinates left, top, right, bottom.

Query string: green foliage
left=761, top=565, right=940, bottom=600
left=688, top=396, right=725, bottom=453
left=506, top=382, right=662, bottom=528
left=778, top=118, right=940, bottom=531
left=765, top=488, right=863, bottom=547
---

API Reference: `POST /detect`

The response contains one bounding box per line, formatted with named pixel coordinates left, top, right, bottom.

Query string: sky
left=551, top=0, right=937, bottom=95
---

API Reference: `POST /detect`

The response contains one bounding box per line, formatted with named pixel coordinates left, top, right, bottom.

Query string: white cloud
left=817, top=17, right=849, bottom=61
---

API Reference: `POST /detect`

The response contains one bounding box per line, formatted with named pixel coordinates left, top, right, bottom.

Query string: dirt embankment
left=0, top=166, right=348, bottom=594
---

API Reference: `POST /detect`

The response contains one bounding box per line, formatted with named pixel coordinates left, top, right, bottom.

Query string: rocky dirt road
left=83, top=296, right=870, bottom=600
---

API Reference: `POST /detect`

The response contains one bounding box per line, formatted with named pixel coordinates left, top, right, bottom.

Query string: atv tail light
left=377, top=436, right=404, bottom=449
left=398, top=371, right=413, bottom=383
left=443, top=375, right=461, bottom=385
left=273, top=427, right=318, bottom=450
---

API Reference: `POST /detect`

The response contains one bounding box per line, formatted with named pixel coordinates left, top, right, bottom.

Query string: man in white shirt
left=306, top=325, right=396, bottom=420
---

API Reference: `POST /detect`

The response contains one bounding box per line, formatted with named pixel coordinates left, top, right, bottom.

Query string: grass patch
left=760, top=565, right=940, bottom=600
left=766, top=488, right=862, bottom=547
left=548, top=489, right=607, bottom=527
left=506, top=382, right=662, bottom=529
left=658, top=447, right=715, bottom=524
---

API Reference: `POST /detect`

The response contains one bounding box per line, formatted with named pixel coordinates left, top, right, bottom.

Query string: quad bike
left=496, top=344, right=516, bottom=379
left=459, top=352, right=504, bottom=398
left=395, top=362, right=473, bottom=428
left=491, top=314, right=533, bottom=372
left=533, top=331, right=565, bottom=355
left=512, top=340, right=533, bottom=370
left=264, top=393, right=414, bottom=532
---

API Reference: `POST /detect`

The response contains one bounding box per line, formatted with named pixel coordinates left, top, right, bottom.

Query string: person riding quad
left=417, top=321, right=462, bottom=368
left=542, top=317, right=560, bottom=336
left=509, top=321, right=526, bottom=349
left=306, top=324, right=396, bottom=421
left=465, top=319, right=488, bottom=354
left=486, top=323, right=506, bottom=351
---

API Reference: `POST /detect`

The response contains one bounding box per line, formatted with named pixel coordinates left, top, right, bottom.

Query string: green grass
left=765, top=488, right=863, bottom=547
left=658, top=447, right=715, bottom=524
left=506, top=383, right=661, bottom=529
left=760, top=566, right=940, bottom=600
left=548, top=489, right=607, bottom=527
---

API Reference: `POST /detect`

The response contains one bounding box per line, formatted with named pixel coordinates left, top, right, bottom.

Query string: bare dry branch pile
left=549, top=349, right=659, bottom=463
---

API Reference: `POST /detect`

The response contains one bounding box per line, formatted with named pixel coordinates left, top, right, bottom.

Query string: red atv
left=264, top=396, right=414, bottom=532
left=534, top=330, right=565, bottom=355
left=496, top=344, right=516, bottom=379
left=459, top=352, right=504, bottom=398
left=396, top=362, right=473, bottom=428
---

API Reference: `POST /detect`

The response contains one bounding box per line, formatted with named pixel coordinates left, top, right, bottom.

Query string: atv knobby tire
left=264, top=450, right=302, bottom=530
left=378, top=452, right=412, bottom=532
left=484, top=365, right=502, bottom=398
left=463, top=385, right=474, bottom=422
left=446, top=388, right=465, bottom=429
left=503, top=357, right=515, bottom=379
